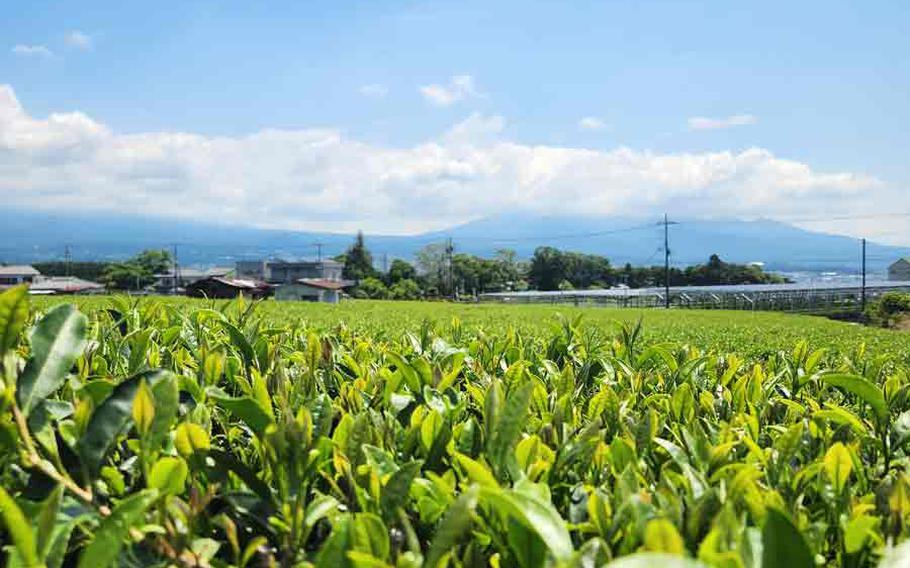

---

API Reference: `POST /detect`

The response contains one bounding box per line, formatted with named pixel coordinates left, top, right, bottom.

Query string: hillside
left=2, top=207, right=908, bottom=272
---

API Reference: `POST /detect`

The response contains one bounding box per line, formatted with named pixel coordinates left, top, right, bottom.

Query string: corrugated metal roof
left=29, top=277, right=104, bottom=293
left=0, top=265, right=40, bottom=276
left=296, top=278, right=352, bottom=290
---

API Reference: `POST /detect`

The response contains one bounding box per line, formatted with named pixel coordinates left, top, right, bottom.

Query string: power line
left=448, top=220, right=666, bottom=244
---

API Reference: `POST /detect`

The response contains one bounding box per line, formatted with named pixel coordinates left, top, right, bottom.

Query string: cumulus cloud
left=12, top=44, right=54, bottom=58
left=688, top=114, right=757, bottom=130
left=578, top=116, right=606, bottom=130
left=0, top=84, right=893, bottom=236
left=419, top=74, right=478, bottom=106
left=359, top=83, right=388, bottom=97
left=65, top=30, right=92, bottom=50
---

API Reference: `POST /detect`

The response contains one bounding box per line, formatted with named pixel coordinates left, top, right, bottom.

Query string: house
left=0, top=265, right=41, bottom=287
left=153, top=267, right=232, bottom=293
left=29, top=277, right=105, bottom=295
left=889, top=258, right=910, bottom=281
left=275, top=278, right=352, bottom=303
left=186, top=276, right=272, bottom=299
left=236, top=260, right=344, bottom=284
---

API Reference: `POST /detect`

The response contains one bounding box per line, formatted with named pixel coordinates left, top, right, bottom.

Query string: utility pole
left=172, top=244, right=179, bottom=295
left=446, top=237, right=454, bottom=299
left=663, top=213, right=671, bottom=309
left=861, top=238, right=867, bottom=313
left=312, top=242, right=324, bottom=262
left=64, top=245, right=72, bottom=277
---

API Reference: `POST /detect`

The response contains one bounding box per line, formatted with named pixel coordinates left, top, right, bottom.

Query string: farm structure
left=28, top=277, right=105, bottom=295
left=186, top=276, right=272, bottom=299
left=274, top=278, right=352, bottom=303
left=480, top=280, right=910, bottom=312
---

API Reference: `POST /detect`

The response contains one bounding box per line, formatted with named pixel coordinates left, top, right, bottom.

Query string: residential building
left=275, top=278, right=351, bottom=303
left=186, top=276, right=272, bottom=299
left=236, top=260, right=343, bottom=284
left=889, top=258, right=910, bottom=281
left=0, top=265, right=41, bottom=287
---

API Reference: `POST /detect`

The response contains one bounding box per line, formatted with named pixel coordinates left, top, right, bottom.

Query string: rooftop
left=0, top=265, right=40, bottom=276
left=297, top=278, right=352, bottom=290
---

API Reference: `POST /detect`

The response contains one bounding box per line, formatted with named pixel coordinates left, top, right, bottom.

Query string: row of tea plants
left=2, top=285, right=910, bottom=567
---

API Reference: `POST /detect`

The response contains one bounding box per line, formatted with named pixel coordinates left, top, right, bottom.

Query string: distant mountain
left=2, top=208, right=908, bottom=274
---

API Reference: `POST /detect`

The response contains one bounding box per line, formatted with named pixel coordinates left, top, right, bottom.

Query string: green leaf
left=35, top=485, right=63, bottom=559
left=822, top=374, right=888, bottom=423
left=221, top=321, right=256, bottom=370
left=480, top=485, right=573, bottom=561
left=131, top=380, right=155, bottom=438
left=761, top=507, right=813, bottom=568
left=380, top=460, right=422, bottom=516
left=351, top=513, right=389, bottom=560
left=0, top=486, right=41, bottom=567
left=76, top=370, right=175, bottom=476
left=77, top=489, right=158, bottom=568
left=822, top=442, right=853, bottom=493
left=487, top=381, right=533, bottom=480
left=425, top=486, right=479, bottom=568
left=844, top=515, right=878, bottom=554
left=210, top=392, right=274, bottom=436
left=643, top=518, right=685, bottom=554
left=305, top=494, right=340, bottom=529
left=148, top=456, right=188, bottom=495
left=17, top=304, right=88, bottom=416
left=454, top=453, right=499, bottom=488
left=0, top=284, right=29, bottom=355
left=174, top=422, right=211, bottom=458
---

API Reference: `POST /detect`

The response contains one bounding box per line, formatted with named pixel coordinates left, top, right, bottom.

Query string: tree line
left=336, top=233, right=788, bottom=299
left=20, top=236, right=787, bottom=296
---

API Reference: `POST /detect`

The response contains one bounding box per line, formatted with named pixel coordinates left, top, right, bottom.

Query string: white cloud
left=359, top=83, right=388, bottom=97
left=419, top=74, right=478, bottom=106
left=578, top=116, right=606, bottom=130
left=688, top=114, right=757, bottom=130
left=65, top=30, right=92, bottom=50
left=0, top=84, right=898, bottom=239
left=12, top=44, right=54, bottom=58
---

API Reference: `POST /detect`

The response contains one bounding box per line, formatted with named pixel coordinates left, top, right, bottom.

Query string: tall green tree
left=387, top=259, right=417, bottom=285
left=341, top=232, right=376, bottom=281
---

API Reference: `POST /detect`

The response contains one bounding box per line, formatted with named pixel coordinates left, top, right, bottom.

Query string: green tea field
left=3, top=291, right=910, bottom=567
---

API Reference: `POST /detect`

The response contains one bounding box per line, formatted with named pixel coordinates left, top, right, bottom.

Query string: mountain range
left=2, top=208, right=908, bottom=275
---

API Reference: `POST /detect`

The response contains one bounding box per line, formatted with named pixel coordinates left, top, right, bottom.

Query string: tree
left=100, top=249, right=171, bottom=290
left=415, top=243, right=449, bottom=296
left=341, top=232, right=376, bottom=281
left=387, top=259, right=417, bottom=285
left=134, top=249, right=172, bottom=275
left=528, top=247, right=566, bottom=291
left=101, top=262, right=150, bottom=290
left=353, top=277, right=388, bottom=299
left=389, top=278, right=421, bottom=300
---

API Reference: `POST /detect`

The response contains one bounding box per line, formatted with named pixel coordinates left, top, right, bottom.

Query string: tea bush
left=3, top=287, right=910, bottom=567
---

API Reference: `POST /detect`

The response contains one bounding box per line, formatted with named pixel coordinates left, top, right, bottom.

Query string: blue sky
left=2, top=0, right=909, bottom=241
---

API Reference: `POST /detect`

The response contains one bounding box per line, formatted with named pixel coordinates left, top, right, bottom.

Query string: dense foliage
left=3, top=289, right=910, bottom=567
left=100, top=249, right=173, bottom=291
left=867, top=293, right=910, bottom=328
left=338, top=235, right=787, bottom=298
